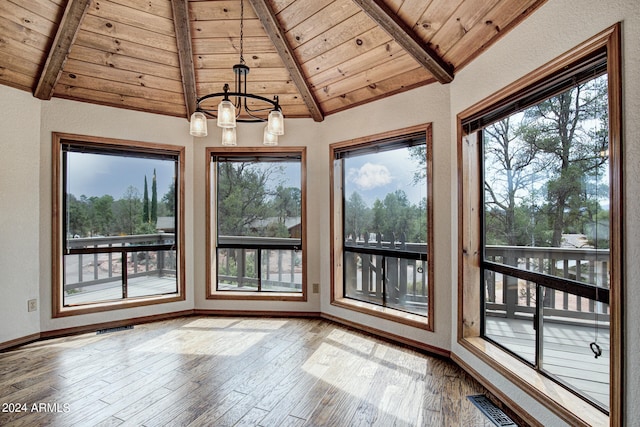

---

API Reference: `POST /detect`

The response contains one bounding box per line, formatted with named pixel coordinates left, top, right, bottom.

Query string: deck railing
left=216, top=235, right=303, bottom=291
left=343, top=233, right=428, bottom=316
left=484, top=245, right=610, bottom=323
left=64, top=233, right=176, bottom=292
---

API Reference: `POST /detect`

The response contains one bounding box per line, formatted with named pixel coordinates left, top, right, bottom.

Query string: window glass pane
left=343, top=146, right=427, bottom=246
left=64, top=253, right=124, bottom=304
left=217, top=160, right=301, bottom=240
left=213, top=154, right=303, bottom=294
left=127, top=249, right=178, bottom=298
left=479, top=69, right=613, bottom=411
left=541, top=287, right=609, bottom=410
left=65, top=151, right=176, bottom=242
left=384, top=257, right=428, bottom=316
left=217, top=248, right=258, bottom=291
left=482, top=75, right=610, bottom=287
left=484, top=270, right=536, bottom=365
left=341, top=141, right=429, bottom=316
left=62, top=149, right=179, bottom=306
left=344, top=252, right=383, bottom=306
left=260, top=249, right=303, bottom=292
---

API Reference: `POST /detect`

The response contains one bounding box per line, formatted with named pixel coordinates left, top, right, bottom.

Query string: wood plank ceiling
left=0, top=0, right=545, bottom=122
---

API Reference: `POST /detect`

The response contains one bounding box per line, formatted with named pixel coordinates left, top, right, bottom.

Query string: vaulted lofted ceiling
left=0, top=0, right=545, bottom=122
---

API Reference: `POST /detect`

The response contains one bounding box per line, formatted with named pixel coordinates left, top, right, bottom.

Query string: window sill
left=207, top=290, right=306, bottom=301
left=54, top=293, right=185, bottom=317
left=459, top=337, right=608, bottom=427
left=331, top=297, right=430, bottom=330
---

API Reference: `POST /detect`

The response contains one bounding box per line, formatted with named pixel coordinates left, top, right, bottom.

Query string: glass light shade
left=263, top=126, right=278, bottom=146
left=267, top=109, right=284, bottom=135
left=217, top=100, right=236, bottom=128
left=189, top=112, right=208, bottom=137
left=221, top=127, right=237, bottom=146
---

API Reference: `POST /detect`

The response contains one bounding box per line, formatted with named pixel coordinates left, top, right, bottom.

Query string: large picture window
left=331, top=125, right=433, bottom=329
left=53, top=134, right=185, bottom=316
left=207, top=148, right=306, bottom=300
left=458, top=25, right=622, bottom=425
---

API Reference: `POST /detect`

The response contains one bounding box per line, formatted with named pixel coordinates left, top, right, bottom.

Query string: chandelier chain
left=239, top=0, right=245, bottom=65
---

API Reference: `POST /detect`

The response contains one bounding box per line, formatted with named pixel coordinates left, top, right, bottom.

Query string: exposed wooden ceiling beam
left=248, top=0, right=324, bottom=122
left=34, top=0, right=91, bottom=100
left=171, top=0, right=197, bottom=118
left=352, top=0, right=454, bottom=84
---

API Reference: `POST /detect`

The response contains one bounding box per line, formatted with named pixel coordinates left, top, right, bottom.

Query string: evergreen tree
left=161, top=182, right=175, bottom=214
left=151, top=168, right=158, bottom=224
left=521, top=76, right=608, bottom=246
left=142, top=175, right=149, bottom=223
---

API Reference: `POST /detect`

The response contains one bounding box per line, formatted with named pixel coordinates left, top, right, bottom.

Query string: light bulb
left=189, top=112, right=208, bottom=137
left=217, top=100, right=236, bottom=128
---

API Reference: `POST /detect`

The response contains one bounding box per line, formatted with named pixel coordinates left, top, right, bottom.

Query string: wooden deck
left=485, top=317, right=609, bottom=409
left=0, top=317, right=518, bottom=426
left=65, top=276, right=177, bottom=305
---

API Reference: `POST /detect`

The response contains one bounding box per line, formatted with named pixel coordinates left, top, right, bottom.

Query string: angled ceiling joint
left=352, top=0, right=454, bottom=84
left=171, top=0, right=198, bottom=118
left=34, top=0, right=92, bottom=100
left=248, top=0, right=324, bottom=122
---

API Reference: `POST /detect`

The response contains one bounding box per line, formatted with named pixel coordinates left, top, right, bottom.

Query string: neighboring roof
left=250, top=217, right=301, bottom=230
left=0, top=0, right=546, bottom=122
left=156, top=216, right=175, bottom=231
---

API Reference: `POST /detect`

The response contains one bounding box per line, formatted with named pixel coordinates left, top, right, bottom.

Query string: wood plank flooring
left=0, top=317, right=500, bottom=426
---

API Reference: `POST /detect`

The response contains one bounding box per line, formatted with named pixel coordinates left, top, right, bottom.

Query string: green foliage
left=142, top=175, right=149, bottom=224
left=161, top=182, right=175, bottom=216
left=151, top=168, right=158, bottom=224
left=67, top=177, right=175, bottom=238
left=483, top=75, right=610, bottom=248
left=216, top=161, right=300, bottom=238
left=345, top=189, right=426, bottom=244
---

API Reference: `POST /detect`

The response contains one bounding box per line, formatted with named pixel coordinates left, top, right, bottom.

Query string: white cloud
left=348, top=162, right=393, bottom=190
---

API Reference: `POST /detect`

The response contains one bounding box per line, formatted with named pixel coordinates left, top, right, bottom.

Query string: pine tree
left=151, top=168, right=158, bottom=224
left=143, top=175, right=149, bottom=223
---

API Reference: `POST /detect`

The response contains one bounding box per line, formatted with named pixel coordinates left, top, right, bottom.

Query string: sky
left=343, top=147, right=426, bottom=206
left=66, top=148, right=424, bottom=206
left=67, top=152, right=175, bottom=200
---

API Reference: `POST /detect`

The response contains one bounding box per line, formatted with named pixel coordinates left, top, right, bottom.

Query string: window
left=331, top=125, right=433, bottom=329
left=458, top=25, right=622, bottom=425
left=207, top=148, right=306, bottom=300
left=52, top=133, right=185, bottom=316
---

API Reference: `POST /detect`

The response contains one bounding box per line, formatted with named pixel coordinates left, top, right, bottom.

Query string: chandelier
left=189, top=0, right=284, bottom=145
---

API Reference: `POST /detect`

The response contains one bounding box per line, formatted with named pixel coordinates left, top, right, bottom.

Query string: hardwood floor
left=0, top=317, right=500, bottom=426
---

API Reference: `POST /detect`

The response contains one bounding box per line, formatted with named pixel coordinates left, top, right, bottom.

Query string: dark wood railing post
left=398, top=233, right=408, bottom=304
left=504, top=252, right=518, bottom=318
left=344, top=233, right=357, bottom=297
left=237, top=249, right=245, bottom=287
left=375, top=233, right=383, bottom=300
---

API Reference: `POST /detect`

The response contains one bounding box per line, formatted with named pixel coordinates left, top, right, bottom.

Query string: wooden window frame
left=330, top=124, right=434, bottom=330
left=52, top=133, right=186, bottom=317
left=205, top=147, right=307, bottom=302
left=457, top=24, right=622, bottom=427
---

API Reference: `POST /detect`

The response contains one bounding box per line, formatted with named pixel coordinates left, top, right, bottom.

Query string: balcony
left=216, top=235, right=303, bottom=292
left=63, top=234, right=177, bottom=305
left=342, top=239, right=610, bottom=410
left=343, top=234, right=428, bottom=317
left=483, top=245, right=610, bottom=410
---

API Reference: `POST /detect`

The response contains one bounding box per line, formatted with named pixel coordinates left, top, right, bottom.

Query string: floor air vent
left=96, top=325, right=134, bottom=335
left=467, top=395, right=517, bottom=426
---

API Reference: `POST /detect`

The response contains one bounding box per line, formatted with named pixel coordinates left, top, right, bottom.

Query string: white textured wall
left=449, top=0, right=640, bottom=425
left=38, top=98, right=195, bottom=332
left=0, top=86, right=42, bottom=343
